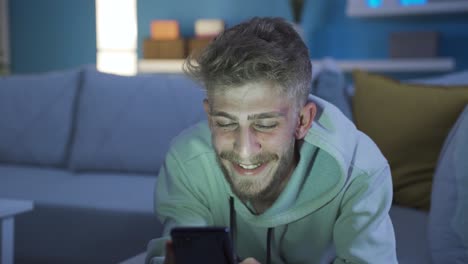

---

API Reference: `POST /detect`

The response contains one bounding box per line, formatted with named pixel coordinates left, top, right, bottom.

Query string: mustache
left=219, top=151, right=278, bottom=164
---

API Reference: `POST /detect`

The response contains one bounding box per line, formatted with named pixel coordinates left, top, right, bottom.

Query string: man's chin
left=231, top=185, right=264, bottom=201
left=228, top=173, right=271, bottom=201
left=218, top=159, right=276, bottom=200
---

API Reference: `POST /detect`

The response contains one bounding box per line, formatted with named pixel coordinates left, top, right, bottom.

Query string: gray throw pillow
left=68, top=69, right=206, bottom=174
left=311, top=59, right=353, bottom=121
left=0, top=69, right=80, bottom=167
left=429, top=105, right=468, bottom=263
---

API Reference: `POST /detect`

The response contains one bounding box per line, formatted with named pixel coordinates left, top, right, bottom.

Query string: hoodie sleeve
left=145, top=149, right=214, bottom=264
left=332, top=165, right=398, bottom=264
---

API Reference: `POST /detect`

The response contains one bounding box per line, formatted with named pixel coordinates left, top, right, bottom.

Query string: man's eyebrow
left=248, top=112, right=285, bottom=120
left=211, top=111, right=238, bottom=120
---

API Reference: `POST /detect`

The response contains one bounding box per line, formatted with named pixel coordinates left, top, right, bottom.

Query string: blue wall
left=8, top=0, right=468, bottom=74
left=9, top=0, right=96, bottom=74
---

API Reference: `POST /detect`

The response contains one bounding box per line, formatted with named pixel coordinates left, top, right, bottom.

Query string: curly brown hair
left=184, top=17, right=312, bottom=109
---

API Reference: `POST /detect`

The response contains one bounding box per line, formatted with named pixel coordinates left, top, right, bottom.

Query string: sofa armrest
left=429, top=105, right=468, bottom=263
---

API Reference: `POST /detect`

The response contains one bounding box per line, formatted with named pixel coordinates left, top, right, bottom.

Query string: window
left=96, top=0, right=137, bottom=75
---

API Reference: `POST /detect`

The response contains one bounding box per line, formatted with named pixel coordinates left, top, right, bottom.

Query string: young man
left=146, top=17, right=397, bottom=264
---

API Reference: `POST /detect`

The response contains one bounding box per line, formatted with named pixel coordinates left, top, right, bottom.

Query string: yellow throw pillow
left=352, top=70, right=468, bottom=210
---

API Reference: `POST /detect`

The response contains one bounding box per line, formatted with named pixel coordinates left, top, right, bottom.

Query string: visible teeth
left=238, top=163, right=261, bottom=169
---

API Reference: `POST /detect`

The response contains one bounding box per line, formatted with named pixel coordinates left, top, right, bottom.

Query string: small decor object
left=188, top=38, right=212, bottom=57
left=288, top=0, right=307, bottom=40
left=194, top=19, right=224, bottom=38
left=144, top=20, right=185, bottom=59
left=400, top=0, right=427, bottom=6
left=187, top=19, right=223, bottom=57
left=289, top=0, right=305, bottom=23
left=150, top=20, right=180, bottom=40
left=389, top=31, right=439, bottom=58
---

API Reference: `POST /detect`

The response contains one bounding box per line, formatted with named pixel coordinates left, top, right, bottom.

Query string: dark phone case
left=171, top=227, right=235, bottom=264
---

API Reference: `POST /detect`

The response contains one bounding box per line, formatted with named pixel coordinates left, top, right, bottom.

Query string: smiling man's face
left=204, top=81, right=311, bottom=203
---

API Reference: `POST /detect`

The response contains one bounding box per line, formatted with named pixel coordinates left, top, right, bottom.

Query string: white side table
left=0, top=199, right=33, bottom=264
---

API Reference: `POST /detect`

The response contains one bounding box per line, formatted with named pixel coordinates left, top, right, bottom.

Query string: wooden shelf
left=139, top=59, right=187, bottom=73
left=138, top=58, right=455, bottom=74
left=326, top=58, right=455, bottom=73
left=347, top=1, right=468, bottom=17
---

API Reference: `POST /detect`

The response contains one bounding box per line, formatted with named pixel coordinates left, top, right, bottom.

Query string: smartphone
left=170, top=227, right=236, bottom=264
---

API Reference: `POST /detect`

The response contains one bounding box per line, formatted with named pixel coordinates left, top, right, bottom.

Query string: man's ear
left=295, top=102, right=316, bottom=139
left=203, top=99, right=210, bottom=116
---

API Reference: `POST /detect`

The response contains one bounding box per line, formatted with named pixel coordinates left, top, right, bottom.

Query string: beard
left=215, top=138, right=296, bottom=202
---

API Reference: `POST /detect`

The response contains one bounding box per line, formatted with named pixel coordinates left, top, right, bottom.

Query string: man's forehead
left=207, top=95, right=291, bottom=111
left=210, top=110, right=287, bottom=120
left=208, top=83, right=291, bottom=105
left=210, top=80, right=283, bottom=96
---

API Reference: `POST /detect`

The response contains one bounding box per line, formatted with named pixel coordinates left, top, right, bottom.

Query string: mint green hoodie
left=146, top=95, right=397, bottom=264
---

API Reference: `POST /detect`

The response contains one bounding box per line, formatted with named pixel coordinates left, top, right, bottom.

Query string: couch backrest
left=68, top=68, right=206, bottom=175
left=0, top=69, right=80, bottom=167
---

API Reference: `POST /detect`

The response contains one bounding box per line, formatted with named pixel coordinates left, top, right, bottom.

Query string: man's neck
left=251, top=200, right=272, bottom=215
left=250, top=145, right=301, bottom=215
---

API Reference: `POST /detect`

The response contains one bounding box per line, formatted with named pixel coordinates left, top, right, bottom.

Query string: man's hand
left=239, top=257, right=261, bottom=264
left=163, top=240, right=175, bottom=264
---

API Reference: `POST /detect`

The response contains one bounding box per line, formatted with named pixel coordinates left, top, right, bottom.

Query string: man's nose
left=234, top=127, right=261, bottom=159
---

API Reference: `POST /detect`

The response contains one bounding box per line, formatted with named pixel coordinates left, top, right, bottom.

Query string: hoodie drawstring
left=229, top=197, right=238, bottom=262
left=266, top=227, right=273, bottom=264
left=229, top=196, right=273, bottom=264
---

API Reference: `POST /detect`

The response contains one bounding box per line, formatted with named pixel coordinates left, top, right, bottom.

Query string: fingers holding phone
left=166, top=235, right=260, bottom=264
left=170, top=227, right=236, bottom=264
left=163, top=240, right=175, bottom=264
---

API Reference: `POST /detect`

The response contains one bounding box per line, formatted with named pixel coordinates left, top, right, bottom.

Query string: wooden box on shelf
left=188, top=38, right=212, bottom=57
left=150, top=20, right=180, bottom=40
left=143, top=38, right=186, bottom=59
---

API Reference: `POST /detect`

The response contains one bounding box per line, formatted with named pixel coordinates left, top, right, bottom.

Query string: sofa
left=0, top=66, right=207, bottom=263
left=1, top=65, right=467, bottom=264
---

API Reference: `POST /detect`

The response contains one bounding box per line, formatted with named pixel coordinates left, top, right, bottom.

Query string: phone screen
left=170, top=227, right=236, bottom=264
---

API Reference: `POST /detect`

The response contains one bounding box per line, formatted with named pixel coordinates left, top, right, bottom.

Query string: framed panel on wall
left=0, top=0, right=10, bottom=74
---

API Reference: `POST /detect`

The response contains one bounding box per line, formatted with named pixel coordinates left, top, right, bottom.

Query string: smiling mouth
left=238, top=163, right=261, bottom=169
left=232, top=161, right=269, bottom=175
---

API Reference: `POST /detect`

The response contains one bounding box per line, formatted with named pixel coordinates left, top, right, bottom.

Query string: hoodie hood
left=147, top=94, right=397, bottom=264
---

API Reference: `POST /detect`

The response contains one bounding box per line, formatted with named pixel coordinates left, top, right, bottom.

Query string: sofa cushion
left=389, top=205, right=430, bottom=264
left=352, top=70, right=468, bottom=210
left=69, top=69, right=206, bottom=174
left=311, top=59, right=353, bottom=121
left=0, top=70, right=80, bottom=167
left=0, top=165, right=156, bottom=213
left=429, top=105, right=468, bottom=263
